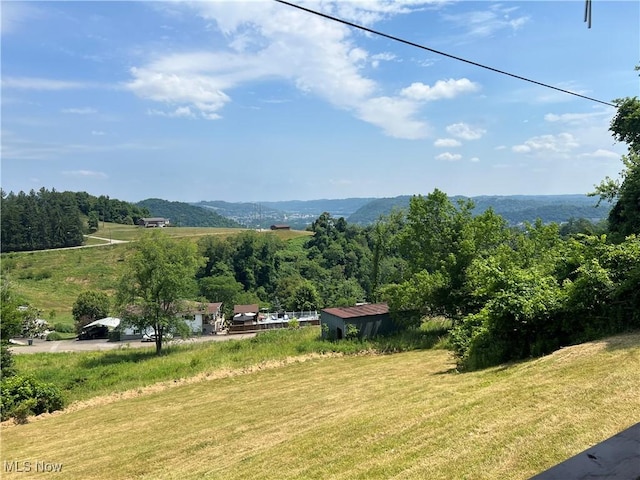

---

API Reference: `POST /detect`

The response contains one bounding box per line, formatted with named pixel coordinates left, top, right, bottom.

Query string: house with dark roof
left=321, top=303, right=397, bottom=340
left=231, top=304, right=260, bottom=328
left=270, top=224, right=290, bottom=230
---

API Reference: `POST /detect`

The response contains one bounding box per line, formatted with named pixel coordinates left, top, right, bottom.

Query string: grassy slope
left=1, top=225, right=311, bottom=324
left=2, top=332, right=639, bottom=480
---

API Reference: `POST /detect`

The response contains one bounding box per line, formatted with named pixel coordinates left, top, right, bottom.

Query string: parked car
left=78, top=325, right=109, bottom=340
left=141, top=332, right=173, bottom=342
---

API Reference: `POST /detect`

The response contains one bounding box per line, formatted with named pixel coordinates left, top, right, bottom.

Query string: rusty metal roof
left=321, top=303, right=389, bottom=319
left=234, top=304, right=260, bottom=314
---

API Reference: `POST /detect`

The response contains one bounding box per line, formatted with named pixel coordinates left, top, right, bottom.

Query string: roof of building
left=182, top=301, right=223, bottom=315
left=141, top=217, right=168, bottom=222
left=234, top=304, right=260, bottom=314
left=321, top=303, right=389, bottom=319
left=85, top=317, right=121, bottom=329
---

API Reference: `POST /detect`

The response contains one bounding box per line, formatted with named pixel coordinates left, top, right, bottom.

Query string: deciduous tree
left=117, top=230, right=204, bottom=354
left=72, top=290, right=110, bottom=334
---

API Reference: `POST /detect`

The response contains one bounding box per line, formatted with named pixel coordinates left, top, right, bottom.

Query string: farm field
left=2, top=331, right=639, bottom=479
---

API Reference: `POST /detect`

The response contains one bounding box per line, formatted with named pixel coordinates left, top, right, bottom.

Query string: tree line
left=0, top=189, right=149, bottom=252
left=122, top=95, right=639, bottom=366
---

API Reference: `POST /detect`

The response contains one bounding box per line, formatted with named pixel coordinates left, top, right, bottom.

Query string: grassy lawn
left=11, top=326, right=448, bottom=404
left=1, top=245, right=130, bottom=324
left=1, top=226, right=312, bottom=325
left=2, top=331, right=639, bottom=479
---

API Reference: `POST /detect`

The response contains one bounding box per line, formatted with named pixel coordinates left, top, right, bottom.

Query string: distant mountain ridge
left=347, top=194, right=611, bottom=226
left=192, top=194, right=611, bottom=229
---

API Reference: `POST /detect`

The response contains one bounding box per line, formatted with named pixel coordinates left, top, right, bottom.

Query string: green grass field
left=1, top=225, right=312, bottom=324
left=2, top=331, right=639, bottom=479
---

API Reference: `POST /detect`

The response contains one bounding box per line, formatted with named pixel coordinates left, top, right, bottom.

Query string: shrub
left=53, top=323, right=75, bottom=333
left=46, top=332, right=64, bottom=341
left=0, top=375, right=65, bottom=422
left=287, top=318, right=300, bottom=329
left=345, top=323, right=359, bottom=340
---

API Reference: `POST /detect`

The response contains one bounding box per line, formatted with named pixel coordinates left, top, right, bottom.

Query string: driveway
left=10, top=333, right=257, bottom=355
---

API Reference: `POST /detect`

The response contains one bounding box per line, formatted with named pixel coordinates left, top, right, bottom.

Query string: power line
left=274, top=0, right=615, bottom=108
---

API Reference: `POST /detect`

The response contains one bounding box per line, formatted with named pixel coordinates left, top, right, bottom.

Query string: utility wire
left=274, top=0, right=614, bottom=108
left=585, top=0, right=592, bottom=29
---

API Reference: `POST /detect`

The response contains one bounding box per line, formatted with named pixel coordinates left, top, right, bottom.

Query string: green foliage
left=288, top=281, right=320, bottom=311
left=88, top=211, right=99, bottom=232
left=610, top=96, right=640, bottom=152
left=451, top=231, right=640, bottom=370
left=53, top=322, right=75, bottom=333
left=117, top=230, right=204, bottom=354
left=1, top=188, right=84, bottom=252
left=0, top=278, right=24, bottom=379
left=46, top=332, right=65, bottom=341
left=344, top=323, right=359, bottom=340
left=72, top=290, right=110, bottom=334
left=0, top=375, right=65, bottom=422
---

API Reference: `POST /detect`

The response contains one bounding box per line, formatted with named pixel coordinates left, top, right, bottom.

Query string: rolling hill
left=347, top=194, right=611, bottom=226
left=137, top=198, right=242, bottom=228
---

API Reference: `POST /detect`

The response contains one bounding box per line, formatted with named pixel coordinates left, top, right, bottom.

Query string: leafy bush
left=46, top=332, right=64, bottom=341
left=53, top=323, right=75, bottom=333
left=345, top=323, right=359, bottom=340
left=0, top=375, right=65, bottom=422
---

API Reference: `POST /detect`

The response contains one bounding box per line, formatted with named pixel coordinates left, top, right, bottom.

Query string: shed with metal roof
left=320, top=303, right=397, bottom=340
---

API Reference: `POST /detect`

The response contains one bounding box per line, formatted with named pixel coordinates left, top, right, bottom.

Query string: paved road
left=10, top=333, right=257, bottom=355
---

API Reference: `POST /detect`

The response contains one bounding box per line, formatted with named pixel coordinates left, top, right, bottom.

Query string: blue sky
left=1, top=1, right=638, bottom=203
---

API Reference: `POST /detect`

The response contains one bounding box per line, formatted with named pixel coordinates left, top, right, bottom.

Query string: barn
left=320, top=303, right=397, bottom=340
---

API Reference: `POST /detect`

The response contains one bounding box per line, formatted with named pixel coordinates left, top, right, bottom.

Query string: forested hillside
left=0, top=189, right=149, bottom=252
left=347, top=194, right=610, bottom=225
left=1, top=189, right=84, bottom=252
left=137, top=198, right=241, bottom=228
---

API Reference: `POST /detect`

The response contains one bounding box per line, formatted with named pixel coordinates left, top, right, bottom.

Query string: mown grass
left=92, top=222, right=312, bottom=242
left=13, top=324, right=449, bottom=405
left=2, top=331, right=639, bottom=479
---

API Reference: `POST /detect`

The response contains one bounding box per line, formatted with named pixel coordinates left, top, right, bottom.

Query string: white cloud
left=544, top=111, right=607, bottom=124
left=512, top=132, right=579, bottom=154
left=579, top=149, right=620, bottom=160
left=442, top=4, right=529, bottom=38
left=129, top=68, right=231, bottom=117
left=91, top=130, right=106, bottom=136
left=434, top=138, right=461, bottom=148
left=147, top=106, right=197, bottom=119
left=371, top=52, right=396, bottom=68
left=62, top=107, right=97, bottom=115
left=470, top=157, right=480, bottom=163
left=401, top=78, right=479, bottom=102
left=125, top=1, right=440, bottom=139
left=2, top=76, right=90, bottom=90
left=62, top=170, right=108, bottom=179
left=446, top=122, right=486, bottom=140
left=436, top=152, right=462, bottom=161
